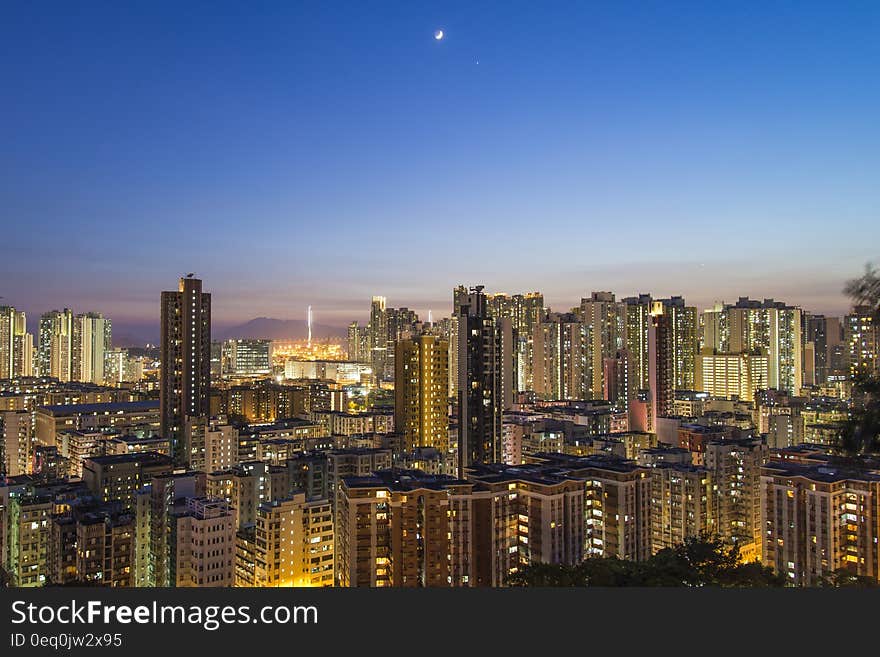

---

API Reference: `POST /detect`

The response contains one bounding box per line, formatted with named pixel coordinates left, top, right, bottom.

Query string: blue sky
left=2, top=1, right=879, bottom=340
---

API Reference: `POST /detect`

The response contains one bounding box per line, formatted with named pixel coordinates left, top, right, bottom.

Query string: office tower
left=578, top=292, right=626, bottom=400
left=161, top=276, right=211, bottom=465
left=38, top=309, right=73, bottom=380
left=336, top=470, right=475, bottom=587
left=456, top=286, right=503, bottom=473
left=761, top=461, right=880, bottom=585
left=658, top=296, right=698, bottom=391
left=844, top=306, right=878, bottom=377
left=803, top=313, right=828, bottom=386
left=696, top=352, right=768, bottom=402
left=486, top=291, right=544, bottom=392
left=532, top=312, right=591, bottom=401
left=648, top=302, right=675, bottom=425
left=72, top=312, right=110, bottom=384
left=245, top=495, right=334, bottom=587
left=0, top=306, right=32, bottom=379
left=649, top=464, right=713, bottom=553
left=221, top=339, right=271, bottom=376
left=704, top=437, right=767, bottom=550
left=725, top=298, right=803, bottom=394
left=699, top=301, right=726, bottom=354
left=170, top=497, right=235, bottom=587
left=394, top=334, right=449, bottom=453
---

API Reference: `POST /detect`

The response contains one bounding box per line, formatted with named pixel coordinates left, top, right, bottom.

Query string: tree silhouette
left=508, top=535, right=786, bottom=588
left=837, top=264, right=880, bottom=456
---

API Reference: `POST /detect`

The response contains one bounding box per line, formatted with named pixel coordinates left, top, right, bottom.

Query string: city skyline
left=3, top=2, right=879, bottom=337
left=4, top=269, right=865, bottom=346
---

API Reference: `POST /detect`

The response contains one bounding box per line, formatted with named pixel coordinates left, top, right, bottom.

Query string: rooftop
left=38, top=400, right=159, bottom=415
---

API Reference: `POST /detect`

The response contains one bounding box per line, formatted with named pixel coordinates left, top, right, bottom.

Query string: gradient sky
left=2, top=1, right=879, bottom=342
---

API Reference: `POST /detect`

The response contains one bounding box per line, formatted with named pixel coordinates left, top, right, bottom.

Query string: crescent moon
left=434, top=30, right=444, bottom=40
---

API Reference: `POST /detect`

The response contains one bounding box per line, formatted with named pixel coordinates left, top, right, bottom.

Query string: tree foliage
left=508, top=535, right=786, bottom=588
left=836, top=264, right=880, bottom=456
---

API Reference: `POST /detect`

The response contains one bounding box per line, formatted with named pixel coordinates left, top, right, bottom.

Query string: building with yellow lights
left=394, top=334, right=449, bottom=452
left=761, top=460, right=880, bottom=585
left=242, top=494, right=334, bottom=587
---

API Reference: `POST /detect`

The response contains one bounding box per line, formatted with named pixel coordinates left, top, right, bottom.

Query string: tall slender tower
left=395, top=333, right=449, bottom=452
left=72, top=312, right=110, bottom=384
left=456, top=286, right=502, bottom=474
left=161, top=275, right=211, bottom=466
left=38, top=309, right=74, bottom=381
left=0, top=306, right=27, bottom=379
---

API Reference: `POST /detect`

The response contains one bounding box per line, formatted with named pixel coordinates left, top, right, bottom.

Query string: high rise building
left=0, top=410, right=32, bottom=477
left=366, top=296, right=419, bottom=383
left=447, top=285, right=470, bottom=399
left=844, top=306, right=878, bottom=378
left=649, top=463, right=713, bottom=553
left=704, top=437, right=768, bottom=551
left=38, top=309, right=73, bottom=381
left=72, top=312, right=110, bottom=384
left=161, top=276, right=211, bottom=465
left=170, top=497, right=235, bottom=587
left=221, top=339, right=271, bottom=377
left=456, top=286, right=503, bottom=473
left=0, top=306, right=33, bottom=379
left=394, top=334, right=449, bottom=453
left=486, top=292, right=544, bottom=392
left=657, top=296, right=698, bottom=392
left=699, top=302, right=727, bottom=354
left=336, top=470, right=474, bottom=587
left=761, top=460, right=880, bottom=585
left=696, top=352, right=769, bottom=402
left=532, top=312, right=591, bottom=401
left=648, top=302, right=675, bottom=426
left=725, top=298, right=802, bottom=394
left=623, top=294, right=653, bottom=396
left=578, top=292, right=626, bottom=401
left=803, top=313, right=828, bottom=386
left=104, top=348, right=144, bottom=384
left=347, top=321, right=369, bottom=363
left=249, top=495, right=334, bottom=587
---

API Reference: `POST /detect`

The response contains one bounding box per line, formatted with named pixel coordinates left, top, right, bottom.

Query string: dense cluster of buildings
left=2, top=276, right=879, bottom=588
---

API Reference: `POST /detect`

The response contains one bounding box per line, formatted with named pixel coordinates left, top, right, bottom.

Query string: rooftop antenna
left=428, top=309, right=433, bottom=324
left=307, top=305, right=312, bottom=349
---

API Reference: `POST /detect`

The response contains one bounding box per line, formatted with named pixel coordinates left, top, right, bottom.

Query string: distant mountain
left=216, top=317, right=348, bottom=342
